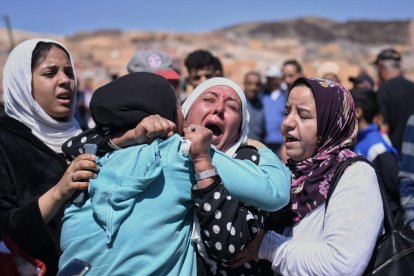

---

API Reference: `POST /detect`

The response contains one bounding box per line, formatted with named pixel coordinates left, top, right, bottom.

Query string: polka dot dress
left=192, top=146, right=266, bottom=275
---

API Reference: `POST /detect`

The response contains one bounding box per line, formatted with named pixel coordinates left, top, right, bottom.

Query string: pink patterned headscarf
left=286, top=77, right=358, bottom=224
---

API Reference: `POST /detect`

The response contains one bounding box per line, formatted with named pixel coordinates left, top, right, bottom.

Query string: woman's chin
left=285, top=150, right=302, bottom=162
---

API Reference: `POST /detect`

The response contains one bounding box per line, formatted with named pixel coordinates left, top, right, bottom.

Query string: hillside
left=221, top=17, right=409, bottom=44
left=1, top=16, right=414, bottom=91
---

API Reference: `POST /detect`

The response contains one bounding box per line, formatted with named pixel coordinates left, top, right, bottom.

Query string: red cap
left=154, top=69, right=180, bottom=80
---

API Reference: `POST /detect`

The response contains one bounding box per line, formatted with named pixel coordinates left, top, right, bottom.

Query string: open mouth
left=56, top=92, right=71, bottom=105
left=205, top=122, right=223, bottom=138
left=285, top=133, right=299, bottom=143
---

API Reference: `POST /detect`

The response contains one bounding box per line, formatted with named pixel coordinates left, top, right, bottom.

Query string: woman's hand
left=184, top=124, right=212, bottom=166
left=39, top=153, right=98, bottom=223
left=111, top=115, right=176, bottom=147
left=134, top=115, right=176, bottom=143
left=55, top=154, right=98, bottom=201
left=230, top=229, right=265, bottom=268
left=184, top=124, right=216, bottom=189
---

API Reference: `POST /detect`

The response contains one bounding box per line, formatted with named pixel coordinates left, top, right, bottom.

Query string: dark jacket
left=378, top=75, right=414, bottom=154
left=0, top=116, right=68, bottom=275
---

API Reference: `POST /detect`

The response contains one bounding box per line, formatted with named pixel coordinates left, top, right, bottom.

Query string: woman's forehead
left=201, top=85, right=241, bottom=102
left=288, top=85, right=314, bottom=103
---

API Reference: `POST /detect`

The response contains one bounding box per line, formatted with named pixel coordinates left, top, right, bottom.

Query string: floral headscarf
left=286, top=77, right=358, bottom=224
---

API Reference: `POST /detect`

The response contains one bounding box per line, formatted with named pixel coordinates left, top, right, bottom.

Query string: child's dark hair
left=350, top=88, right=380, bottom=123
left=31, top=41, right=70, bottom=71
left=184, top=49, right=215, bottom=71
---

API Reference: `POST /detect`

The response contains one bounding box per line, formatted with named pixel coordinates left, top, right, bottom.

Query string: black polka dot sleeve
left=62, top=127, right=116, bottom=160
left=191, top=145, right=267, bottom=275
left=192, top=182, right=263, bottom=261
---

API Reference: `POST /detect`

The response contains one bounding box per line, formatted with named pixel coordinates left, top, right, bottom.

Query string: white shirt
left=270, top=89, right=282, bottom=101
left=259, top=162, right=384, bottom=276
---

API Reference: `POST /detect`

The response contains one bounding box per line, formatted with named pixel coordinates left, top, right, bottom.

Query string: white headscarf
left=182, top=77, right=250, bottom=157
left=3, top=38, right=81, bottom=153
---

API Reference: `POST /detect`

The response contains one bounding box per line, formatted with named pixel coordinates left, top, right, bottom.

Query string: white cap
left=265, top=65, right=282, bottom=78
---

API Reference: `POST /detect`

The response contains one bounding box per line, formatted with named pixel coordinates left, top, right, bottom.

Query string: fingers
left=69, top=179, right=88, bottom=190
left=230, top=253, right=248, bottom=269
left=72, top=157, right=99, bottom=172
left=69, top=169, right=97, bottom=191
left=142, top=115, right=176, bottom=139
left=183, top=125, right=213, bottom=136
left=71, top=170, right=97, bottom=182
left=229, top=245, right=256, bottom=268
left=229, top=229, right=265, bottom=268
left=147, top=120, right=176, bottom=138
left=76, top=153, right=96, bottom=161
left=183, top=125, right=212, bottom=145
left=69, top=153, right=99, bottom=191
left=183, top=124, right=196, bottom=134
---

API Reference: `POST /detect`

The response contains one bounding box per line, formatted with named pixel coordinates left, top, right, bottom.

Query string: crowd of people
left=0, top=37, right=414, bottom=276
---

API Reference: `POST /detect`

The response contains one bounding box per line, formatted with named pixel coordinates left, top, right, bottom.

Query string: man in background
left=184, top=49, right=216, bottom=91
left=400, top=114, right=414, bottom=229
left=262, top=65, right=286, bottom=155
left=243, top=71, right=265, bottom=141
left=375, top=48, right=414, bottom=154
left=281, top=59, right=303, bottom=90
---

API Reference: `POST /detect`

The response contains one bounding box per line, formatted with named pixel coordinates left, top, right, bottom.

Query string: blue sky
left=1, top=0, right=414, bottom=35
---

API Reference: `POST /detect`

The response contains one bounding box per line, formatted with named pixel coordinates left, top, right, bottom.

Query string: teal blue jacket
left=59, top=135, right=290, bottom=275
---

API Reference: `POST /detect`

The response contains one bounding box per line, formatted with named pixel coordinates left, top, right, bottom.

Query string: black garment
left=0, top=103, right=5, bottom=117
left=62, top=127, right=114, bottom=160
left=90, top=72, right=177, bottom=132
left=0, top=116, right=67, bottom=275
left=373, top=151, right=403, bottom=225
left=378, top=75, right=414, bottom=154
left=192, top=146, right=268, bottom=276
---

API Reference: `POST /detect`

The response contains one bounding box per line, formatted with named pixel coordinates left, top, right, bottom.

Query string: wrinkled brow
left=203, top=90, right=240, bottom=104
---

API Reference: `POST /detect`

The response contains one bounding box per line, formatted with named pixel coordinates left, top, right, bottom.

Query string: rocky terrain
left=1, top=16, right=414, bottom=91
